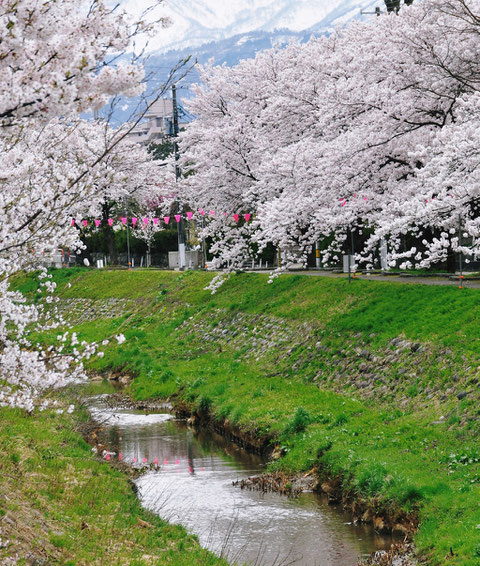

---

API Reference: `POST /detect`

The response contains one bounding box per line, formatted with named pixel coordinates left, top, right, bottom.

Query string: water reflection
left=88, top=394, right=396, bottom=566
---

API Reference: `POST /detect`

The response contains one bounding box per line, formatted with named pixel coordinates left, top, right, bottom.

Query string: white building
left=127, top=98, right=185, bottom=144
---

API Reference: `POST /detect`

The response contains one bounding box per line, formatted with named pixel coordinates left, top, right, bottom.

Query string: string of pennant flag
left=71, top=210, right=253, bottom=228
left=72, top=195, right=455, bottom=227
left=70, top=196, right=373, bottom=228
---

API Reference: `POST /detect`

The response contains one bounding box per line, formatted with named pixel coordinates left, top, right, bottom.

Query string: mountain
left=151, top=0, right=380, bottom=54
left=113, top=0, right=380, bottom=123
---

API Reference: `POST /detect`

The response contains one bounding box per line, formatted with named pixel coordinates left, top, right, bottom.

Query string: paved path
left=253, top=269, right=480, bottom=289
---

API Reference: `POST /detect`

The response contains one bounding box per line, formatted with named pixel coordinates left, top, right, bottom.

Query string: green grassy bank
left=0, top=387, right=227, bottom=566
left=10, top=268, right=480, bottom=565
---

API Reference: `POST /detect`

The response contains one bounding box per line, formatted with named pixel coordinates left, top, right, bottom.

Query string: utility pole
left=125, top=199, right=131, bottom=270
left=458, top=215, right=464, bottom=289
left=351, top=228, right=356, bottom=279
left=172, top=84, right=186, bottom=269
left=347, top=228, right=356, bottom=283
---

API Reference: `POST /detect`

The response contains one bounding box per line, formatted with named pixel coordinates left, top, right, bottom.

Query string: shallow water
left=88, top=392, right=396, bottom=566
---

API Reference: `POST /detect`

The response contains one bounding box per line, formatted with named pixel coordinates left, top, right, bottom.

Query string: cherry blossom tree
left=0, top=0, right=169, bottom=125
left=178, top=0, right=480, bottom=273
left=0, top=0, right=176, bottom=410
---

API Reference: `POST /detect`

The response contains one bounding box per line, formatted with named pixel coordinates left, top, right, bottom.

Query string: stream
left=87, top=388, right=396, bottom=566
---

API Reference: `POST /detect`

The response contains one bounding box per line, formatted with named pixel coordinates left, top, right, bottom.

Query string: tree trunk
left=101, top=202, right=118, bottom=265
left=446, top=247, right=456, bottom=273
left=103, top=225, right=118, bottom=265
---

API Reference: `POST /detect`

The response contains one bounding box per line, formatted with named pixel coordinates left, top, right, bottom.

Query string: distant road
left=252, top=269, right=480, bottom=289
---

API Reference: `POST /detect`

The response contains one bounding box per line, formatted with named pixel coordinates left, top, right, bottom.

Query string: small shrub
left=284, top=407, right=312, bottom=435
left=393, top=483, right=424, bottom=506
left=316, top=413, right=331, bottom=425
left=49, top=533, right=72, bottom=549
left=190, top=376, right=205, bottom=389
left=212, top=382, right=227, bottom=396
left=332, top=413, right=348, bottom=427
left=198, top=395, right=212, bottom=414
left=231, top=406, right=245, bottom=423
left=159, top=370, right=174, bottom=383
left=316, top=439, right=333, bottom=459
left=406, top=385, right=418, bottom=398
left=156, top=288, right=168, bottom=303
left=216, top=405, right=232, bottom=420
left=356, top=463, right=387, bottom=496
left=448, top=413, right=460, bottom=426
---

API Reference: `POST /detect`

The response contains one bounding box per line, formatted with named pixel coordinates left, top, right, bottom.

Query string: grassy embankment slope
left=10, top=267, right=480, bottom=565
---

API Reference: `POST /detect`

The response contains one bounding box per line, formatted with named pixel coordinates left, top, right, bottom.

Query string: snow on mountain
left=112, top=0, right=380, bottom=124
left=146, top=0, right=380, bottom=53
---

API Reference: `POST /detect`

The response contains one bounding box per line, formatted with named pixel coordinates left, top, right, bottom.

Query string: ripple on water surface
left=88, top=393, right=397, bottom=566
